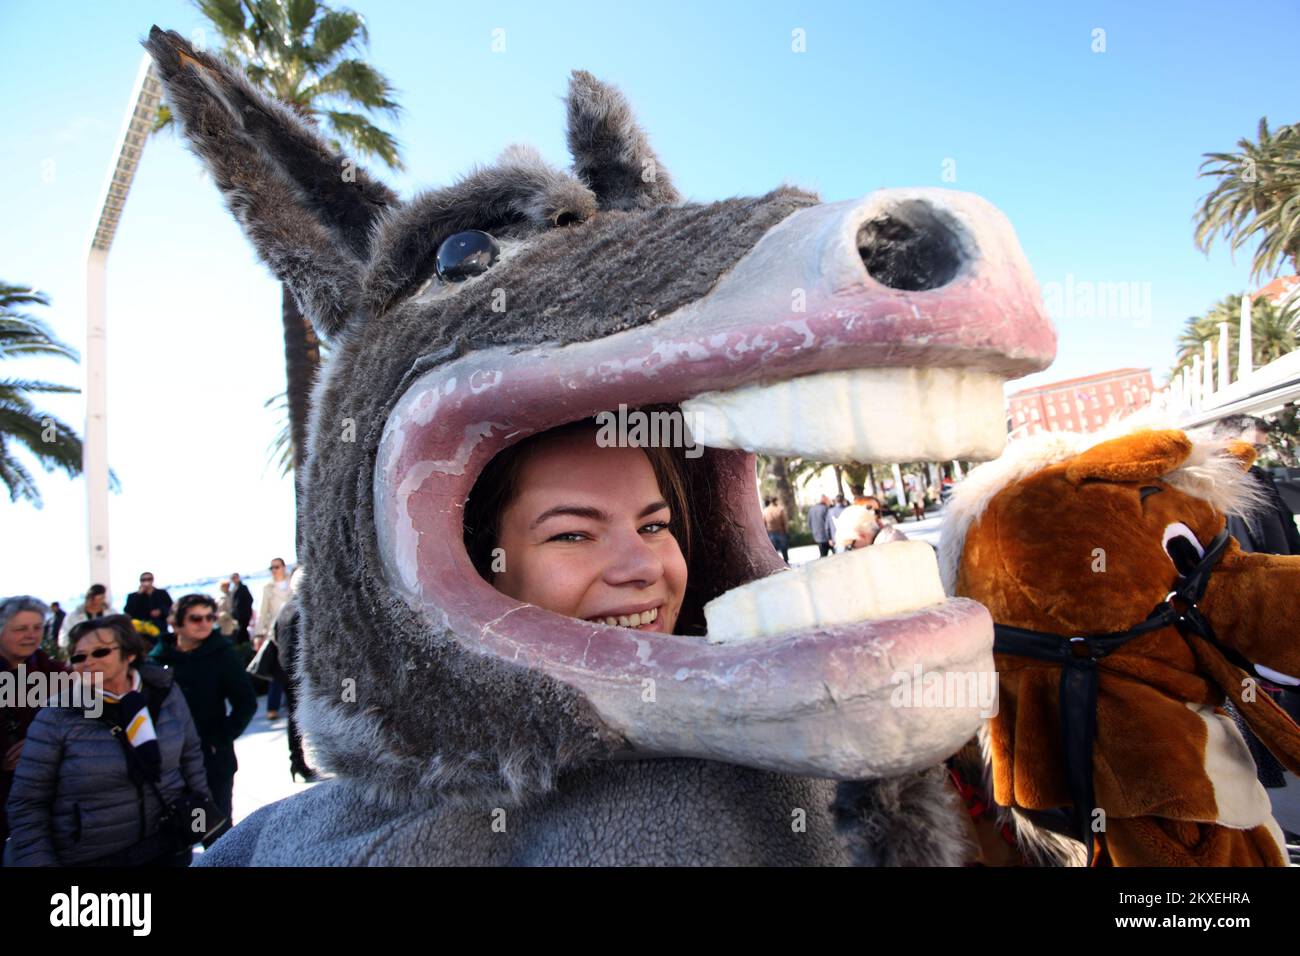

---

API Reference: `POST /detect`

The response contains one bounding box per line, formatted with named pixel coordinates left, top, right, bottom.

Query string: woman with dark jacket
left=150, top=594, right=256, bottom=847
left=0, top=595, right=70, bottom=854
left=4, top=615, right=211, bottom=866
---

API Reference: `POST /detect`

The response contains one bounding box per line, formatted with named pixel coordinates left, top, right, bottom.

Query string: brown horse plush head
left=941, top=428, right=1300, bottom=866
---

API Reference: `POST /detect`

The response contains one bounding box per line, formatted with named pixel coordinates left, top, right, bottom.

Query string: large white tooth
left=680, top=367, right=1006, bottom=462
left=704, top=541, right=947, bottom=644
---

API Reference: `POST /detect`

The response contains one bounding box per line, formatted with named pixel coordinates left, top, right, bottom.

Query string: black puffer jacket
left=3, top=664, right=209, bottom=866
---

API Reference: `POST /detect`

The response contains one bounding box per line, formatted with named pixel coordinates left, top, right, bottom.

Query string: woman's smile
left=584, top=604, right=662, bottom=630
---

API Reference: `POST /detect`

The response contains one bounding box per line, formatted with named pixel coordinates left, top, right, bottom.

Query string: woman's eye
left=640, top=521, right=670, bottom=534
left=436, top=230, right=500, bottom=282
left=547, top=532, right=587, bottom=543
left=1162, top=521, right=1205, bottom=577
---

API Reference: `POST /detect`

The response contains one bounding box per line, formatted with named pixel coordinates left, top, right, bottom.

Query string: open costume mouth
left=376, top=189, right=1056, bottom=779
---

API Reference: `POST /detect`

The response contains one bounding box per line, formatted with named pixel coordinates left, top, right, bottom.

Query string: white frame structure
left=1168, top=292, right=1300, bottom=430
left=85, top=54, right=162, bottom=590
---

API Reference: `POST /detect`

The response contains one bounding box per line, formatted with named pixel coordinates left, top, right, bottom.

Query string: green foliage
left=156, top=0, right=404, bottom=170
left=1171, top=293, right=1298, bottom=382
left=1195, top=117, right=1300, bottom=281
left=0, top=282, right=101, bottom=506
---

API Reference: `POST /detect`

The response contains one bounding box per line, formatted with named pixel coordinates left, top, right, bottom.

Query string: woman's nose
left=602, top=530, right=664, bottom=587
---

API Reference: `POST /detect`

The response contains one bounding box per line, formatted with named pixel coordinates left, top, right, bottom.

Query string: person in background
left=216, top=581, right=238, bottom=639
left=909, top=483, right=926, bottom=521
left=230, top=572, right=254, bottom=646
left=5, top=615, right=209, bottom=866
left=149, top=594, right=256, bottom=848
left=0, top=595, right=70, bottom=859
left=834, top=497, right=909, bottom=551
left=1207, top=415, right=1300, bottom=797
left=60, top=585, right=113, bottom=652
left=255, top=558, right=293, bottom=720
left=41, top=602, right=65, bottom=659
left=761, top=498, right=789, bottom=564
left=125, top=572, right=173, bottom=643
left=807, top=494, right=832, bottom=558
left=268, top=568, right=319, bottom=783
left=828, top=494, right=848, bottom=547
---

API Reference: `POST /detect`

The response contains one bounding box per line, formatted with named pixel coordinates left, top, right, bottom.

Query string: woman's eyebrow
left=638, top=500, right=670, bottom=518
left=530, top=505, right=608, bottom=529
left=529, top=500, right=669, bottom=529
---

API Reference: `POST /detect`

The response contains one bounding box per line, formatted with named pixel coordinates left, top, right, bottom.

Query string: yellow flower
left=132, top=619, right=160, bottom=638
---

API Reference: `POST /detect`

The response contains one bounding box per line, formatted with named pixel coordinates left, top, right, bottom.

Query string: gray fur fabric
left=146, top=25, right=978, bottom=867
left=201, top=761, right=964, bottom=866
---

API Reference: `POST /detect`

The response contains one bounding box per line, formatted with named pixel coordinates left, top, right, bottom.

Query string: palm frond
left=323, top=110, right=403, bottom=169
left=307, top=8, right=367, bottom=65
left=263, top=391, right=294, bottom=477
left=1194, top=118, right=1300, bottom=278
left=303, top=59, right=399, bottom=113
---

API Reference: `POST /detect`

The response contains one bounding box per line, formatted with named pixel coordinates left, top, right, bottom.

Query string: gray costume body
left=201, top=762, right=960, bottom=866
left=145, top=25, right=1059, bottom=867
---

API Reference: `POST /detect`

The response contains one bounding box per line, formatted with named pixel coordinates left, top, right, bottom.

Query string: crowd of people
left=0, top=557, right=314, bottom=866
left=775, top=483, right=932, bottom=561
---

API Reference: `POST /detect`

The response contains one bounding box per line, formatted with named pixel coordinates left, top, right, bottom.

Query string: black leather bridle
left=991, top=529, right=1253, bottom=864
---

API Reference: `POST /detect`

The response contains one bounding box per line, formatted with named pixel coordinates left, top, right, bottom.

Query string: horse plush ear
left=1223, top=440, right=1258, bottom=471
left=1064, top=429, right=1193, bottom=485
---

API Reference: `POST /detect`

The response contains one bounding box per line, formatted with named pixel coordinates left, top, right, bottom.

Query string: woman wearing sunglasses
left=3, top=615, right=211, bottom=866
left=149, top=594, right=257, bottom=849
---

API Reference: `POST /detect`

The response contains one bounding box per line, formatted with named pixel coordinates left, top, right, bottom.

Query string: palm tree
left=1171, top=293, right=1298, bottom=382
left=0, top=282, right=93, bottom=506
left=154, top=0, right=403, bottom=545
left=1251, top=296, right=1299, bottom=365
left=1195, top=118, right=1300, bottom=280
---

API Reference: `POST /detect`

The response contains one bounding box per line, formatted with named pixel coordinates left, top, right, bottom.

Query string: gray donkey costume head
left=145, top=26, right=1056, bottom=865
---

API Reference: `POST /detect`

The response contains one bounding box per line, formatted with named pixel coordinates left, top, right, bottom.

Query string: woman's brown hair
left=67, top=614, right=147, bottom=668
left=463, top=415, right=695, bottom=581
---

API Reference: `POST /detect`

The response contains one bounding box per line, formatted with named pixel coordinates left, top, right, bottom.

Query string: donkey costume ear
left=1065, top=430, right=1193, bottom=485
left=143, top=26, right=398, bottom=337
left=566, top=70, right=681, bottom=210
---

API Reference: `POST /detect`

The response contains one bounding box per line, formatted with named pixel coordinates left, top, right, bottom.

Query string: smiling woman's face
left=491, top=432, right=688, bottom=634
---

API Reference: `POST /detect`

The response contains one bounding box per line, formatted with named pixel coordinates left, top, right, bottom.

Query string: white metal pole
left=1202, top=340, right=1215, bottom=398
left=1239, top=293, right=1254, bottom=381
left=84, top=54, right=162, bottom=594
left=1218, top=322, right=1231, bottom=393
left=85, top=250, right=109, bottom=587
left=1191, top=354, right=1202, bottom=409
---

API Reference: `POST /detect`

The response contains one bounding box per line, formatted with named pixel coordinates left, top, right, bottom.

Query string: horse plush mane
left=938, top=425, right=1267, bottom=596
left=942, top=426, right=1300, bottom=866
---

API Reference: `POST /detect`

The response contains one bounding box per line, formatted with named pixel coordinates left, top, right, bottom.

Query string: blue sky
left=1, top=0, right=1296, bottom=605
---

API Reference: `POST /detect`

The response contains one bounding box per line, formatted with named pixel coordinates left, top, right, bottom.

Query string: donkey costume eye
left=436, top=230, right=500, bottom=282
left=1162, top=522, right=1205, bottom=577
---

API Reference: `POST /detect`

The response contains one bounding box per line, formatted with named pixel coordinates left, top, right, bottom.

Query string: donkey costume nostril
left=553, top=210, right=580, bottom=227
left=857, top=199, right=966, bottom=292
